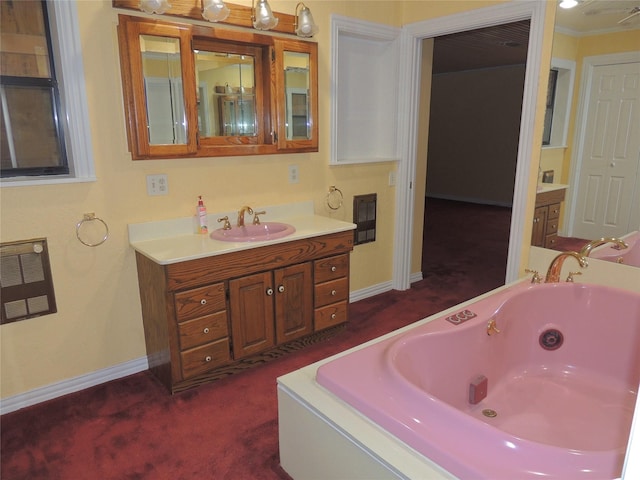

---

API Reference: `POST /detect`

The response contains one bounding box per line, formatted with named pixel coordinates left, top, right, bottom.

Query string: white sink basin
left=210, top=222, right=295, bottom=242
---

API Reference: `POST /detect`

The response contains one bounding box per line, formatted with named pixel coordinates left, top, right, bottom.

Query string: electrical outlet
left=146, top=174, right=168, bottom=196
left=288, top=164, right=299, bottom=184
left=388, top=171, right=397, bottom=186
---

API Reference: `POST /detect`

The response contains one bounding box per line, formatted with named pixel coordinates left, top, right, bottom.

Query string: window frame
left=1, top=0, right=95, bottom=187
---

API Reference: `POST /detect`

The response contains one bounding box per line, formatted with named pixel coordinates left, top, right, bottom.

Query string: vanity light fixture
left=559, top=0, right=578, bottom=9
left=294, top=2, right=318, bottom=37
left=138, top=0, right=171, bottom=14
left=202, top=0, right=230, bottom=22
left=252, top=0, right=278, bottom=30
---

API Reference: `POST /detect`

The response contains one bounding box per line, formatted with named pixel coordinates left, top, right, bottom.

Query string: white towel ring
left=326, top=186, right=344, bottom=210
left=76, top=213, right=109, bottom=247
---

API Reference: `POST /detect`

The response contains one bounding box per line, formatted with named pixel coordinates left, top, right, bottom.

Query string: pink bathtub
left=591, top=231, right=640, bottom=267
left=316, top=281, right=640, bottom=479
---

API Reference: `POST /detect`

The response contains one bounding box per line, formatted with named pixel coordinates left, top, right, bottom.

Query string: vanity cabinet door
left=229, top=271, right=276, bottom=360
left=274, top=262, right=313, bottom=344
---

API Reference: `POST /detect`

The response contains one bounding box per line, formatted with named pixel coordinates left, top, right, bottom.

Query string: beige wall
left=426, top=65, right=526, bottom=206
left=1, top=0, right=550, bottom=400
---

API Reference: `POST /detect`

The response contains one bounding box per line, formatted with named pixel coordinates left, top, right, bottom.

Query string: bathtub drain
left=539, top=328, right=564, bottom=350
left=482, top=409, right=497, bottom=418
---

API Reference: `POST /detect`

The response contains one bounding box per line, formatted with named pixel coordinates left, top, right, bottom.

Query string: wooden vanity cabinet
left=134, top=230, right=352, bottom=393
left=531, top=188, right=566, bottom=248
left=229, top=263, right=313, bottom=360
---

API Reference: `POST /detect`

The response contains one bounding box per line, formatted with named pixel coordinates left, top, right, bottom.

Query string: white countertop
left=128, top=201, right=356, bottom=265
left=537, top=182, right=568, bottom=193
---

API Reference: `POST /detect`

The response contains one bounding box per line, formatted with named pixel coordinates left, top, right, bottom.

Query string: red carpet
left=1, top=199, right=517, bottom=479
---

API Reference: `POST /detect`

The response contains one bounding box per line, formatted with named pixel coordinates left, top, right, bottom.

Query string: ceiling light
left=139, top=0, right=171, bottom=14
left=294, top=2, right=318, bottom=37
left=559, top=0, right=578, bottom=9
left=202, top=0, right=230, bottom=22
left=252, top=0, right=278, bottom=30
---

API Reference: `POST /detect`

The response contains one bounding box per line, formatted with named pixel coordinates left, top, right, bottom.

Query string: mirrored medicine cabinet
left=117, top=14, right=318, bottom=159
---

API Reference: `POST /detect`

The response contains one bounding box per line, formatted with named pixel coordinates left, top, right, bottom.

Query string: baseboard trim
left=0, top=356, right=149, bottom=415
left=3, top=278, right=427, bottom=415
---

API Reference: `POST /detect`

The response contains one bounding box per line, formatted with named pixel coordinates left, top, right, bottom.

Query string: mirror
left=140, top=35, right=187, bottom=145
left=535, top=1, right=640, bottom=259
left=195, top=48, right=258, bottom=139
left=283, top=51, right=311, bottom=140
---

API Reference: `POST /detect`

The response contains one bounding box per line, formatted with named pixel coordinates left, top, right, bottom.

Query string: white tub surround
left=278, top=270, right=640, bottom=479
left=278, top=284, right=514, bottom=480
left=128, top=201, right=355, bottom=264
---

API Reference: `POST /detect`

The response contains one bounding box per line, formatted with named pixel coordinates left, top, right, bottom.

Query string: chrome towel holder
left=76, top=213, right=109, bottom=247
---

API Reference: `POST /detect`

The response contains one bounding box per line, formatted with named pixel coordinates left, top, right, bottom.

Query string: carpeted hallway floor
left=2, top=198, right=584, bottom=479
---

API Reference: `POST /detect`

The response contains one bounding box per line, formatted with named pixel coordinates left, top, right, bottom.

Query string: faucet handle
left=566, top=271, right=582, bottom=283
left=524, top=269, right=542, bottom=284
left=217, top=216, right=232, bottom=230
left=252, top=211, right=266, bottom=225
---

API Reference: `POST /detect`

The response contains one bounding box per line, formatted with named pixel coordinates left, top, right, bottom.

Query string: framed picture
left=542, top=170, right=554, bottom=183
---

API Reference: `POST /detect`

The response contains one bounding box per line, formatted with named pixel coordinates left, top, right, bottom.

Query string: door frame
left=392, top=1, right=548, bottom=290
left=565, top=51, right=640, bottom=237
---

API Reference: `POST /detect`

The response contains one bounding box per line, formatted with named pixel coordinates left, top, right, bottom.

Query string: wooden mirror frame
left=117, top=14, right=318, bottom=159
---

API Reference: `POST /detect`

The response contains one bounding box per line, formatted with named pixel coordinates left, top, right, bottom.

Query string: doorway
left=421, top=21, right=529, bottom=299
left=392, top=0, right=548, bottom=291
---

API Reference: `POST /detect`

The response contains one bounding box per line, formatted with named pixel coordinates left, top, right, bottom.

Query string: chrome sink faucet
left=237, top=205, right=254, bottom=227
left=545, top=251, right=588, bottom=283
left=579, top=237, right=628, bottom=257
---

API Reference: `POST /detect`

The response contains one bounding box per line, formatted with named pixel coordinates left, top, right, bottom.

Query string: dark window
left=1, top=0, right=68, bottom=178
left=542, top=68, right=558, bottom=146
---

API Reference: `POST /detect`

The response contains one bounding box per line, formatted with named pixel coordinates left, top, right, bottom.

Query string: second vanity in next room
left=531, top=183, right=568, bottom=248
left=128, top=202, right=355, bottom=393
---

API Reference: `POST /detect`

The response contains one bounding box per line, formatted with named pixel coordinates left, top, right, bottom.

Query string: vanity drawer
left=180, top=338, right=231, bottom=378
left=545, top=234, right=559, bottom=249
left=546, top=218, right=559, bottom=235
left=547, top=202, right=561, bottom=220
left=315, top=277, right=349, bottom=308
left=314, top=254, right=349, bottom=283
left=178, top=311, right=228, bottom=350
left=175, top=283, right=226, bottom=322
left=315, top=301, right=347, bottom=330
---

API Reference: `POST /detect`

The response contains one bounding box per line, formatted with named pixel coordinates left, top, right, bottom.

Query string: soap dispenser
left=196, top=196, right=208, bottom=234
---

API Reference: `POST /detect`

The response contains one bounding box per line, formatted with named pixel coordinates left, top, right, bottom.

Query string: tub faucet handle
left=566, top=271, right=582, bottom=283
left=525, top=269, right=541, bottom=284
left=487, top=319, right=501, bottom=336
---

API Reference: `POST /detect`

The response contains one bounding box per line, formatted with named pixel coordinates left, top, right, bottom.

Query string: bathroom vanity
left=531, top=183, right=568, bottom=248
left=129, top=202, right=355, bottom=393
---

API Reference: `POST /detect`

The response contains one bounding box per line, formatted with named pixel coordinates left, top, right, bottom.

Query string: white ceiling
left=555, top=0, right=640, bottom=34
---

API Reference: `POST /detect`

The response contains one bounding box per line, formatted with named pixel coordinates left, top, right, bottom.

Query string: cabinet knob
left=331, top=313, right=336, bottom=319
left=278, top=285, right=285, bottom=293
left=205, top=356, right=212, bottom=362
left=203, top=327, right=210, bottom=334
left=200, top=299, right=207, bottom=305
left=330, top=266, right=337, bottom=272
left=331, top=290, right=337, bottom=296
left=266, top=288, right=274, bottom=296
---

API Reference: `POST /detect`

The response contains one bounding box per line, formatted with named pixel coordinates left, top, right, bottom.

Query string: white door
left=572, top=60, right=640, bottom=239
